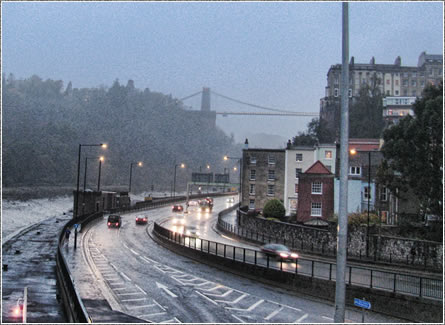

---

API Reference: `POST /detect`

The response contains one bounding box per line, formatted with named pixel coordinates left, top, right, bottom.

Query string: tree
left=263, top=199, right=285, bottom=219
left=292, top=118, right=334, bottom=146
left=378, top=82, right=443, bottom=216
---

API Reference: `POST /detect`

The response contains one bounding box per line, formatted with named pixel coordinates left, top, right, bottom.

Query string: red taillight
left=115, top=223, right=118, bottom=226
left=143, top=218, right=147, bottom=221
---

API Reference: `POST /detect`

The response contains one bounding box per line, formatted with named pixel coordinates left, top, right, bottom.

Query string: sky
left=2, top=1, right=443, bottom=145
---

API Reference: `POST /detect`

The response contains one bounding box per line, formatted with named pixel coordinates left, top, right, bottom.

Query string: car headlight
left=279, top=253, right=289, bottom=258
left=291, top=253, right=299, bottom=258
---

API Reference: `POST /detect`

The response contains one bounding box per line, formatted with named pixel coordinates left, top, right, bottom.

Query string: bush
left=263, top=199, right=285, bottom=219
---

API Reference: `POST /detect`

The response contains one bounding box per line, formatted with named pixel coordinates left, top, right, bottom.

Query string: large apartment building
left=320, top=51, right=443, bottom=135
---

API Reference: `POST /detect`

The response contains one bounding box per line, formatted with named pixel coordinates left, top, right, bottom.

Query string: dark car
left=172, top=204, right=184, bottom=212
left=199, top=200, right=212, bottom=212
left=107, top=214, right=122, bottom=228
left=260, top=243, right=299, bottom=261
left=205, top=197, right=214, bottom=207
left=135, top=215, right=148, bottom=225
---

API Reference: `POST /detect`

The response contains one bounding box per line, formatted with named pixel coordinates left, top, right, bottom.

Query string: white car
left=172, top=216, right=186, bottom=225
left=188, top=200, right=199, bottom=206
left=226, top=197, right=235, bottom=203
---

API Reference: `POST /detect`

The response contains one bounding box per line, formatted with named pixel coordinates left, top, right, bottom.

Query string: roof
left=243, top=148, right=285, bottom=153
left=304, top=160, right=332, bottom=175
left=348, top=138, right=381, bottom=151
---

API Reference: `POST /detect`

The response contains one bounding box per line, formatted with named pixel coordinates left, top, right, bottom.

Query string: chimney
left=244, top=138, right=249, bottom=150
left=287, top=139, right=292, bottom=149
left=370, top=56, right=375, bottom=65
left=394, top=56, right=401, bottom=66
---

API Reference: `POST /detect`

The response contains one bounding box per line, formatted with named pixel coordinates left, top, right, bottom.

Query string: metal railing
left=153, top=222, right=443, bottom=301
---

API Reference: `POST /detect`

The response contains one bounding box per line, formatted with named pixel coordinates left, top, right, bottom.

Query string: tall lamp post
left=81, top=156, right=104, bottom=215
left=129, top=161, right=143, bottom=193
left=75, top=143, right=107, bottom=218
left=224, top=156, right=242, bottom=203
left=97, top=156, right=104, bottom=191
left=173, top=163, right=185, bottom=198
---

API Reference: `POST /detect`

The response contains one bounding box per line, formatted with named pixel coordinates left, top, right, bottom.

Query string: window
left=411, top=80, right=417, bottom=86
left=363, top=186, right=371, bottom=200
left=311, top=202, right=322, bottom=216
left=250, top=156, right=257, bottom=165
left=380, top=186, right=388, bottom=201
left=267, top=185, right=275, bottom=196
left=395, top=90, right=399, bottom=95
left=412, top=90, right=416, bottom=96
left=249, top=184, right=255, bottom=195
left=325, top=150, right=332, bottom=159
left=268, top=155, right=276, bottom=165
left=386, top=90, right=390, bottom=95
left=295, top=168, right=302, bottom=178
left=295, top=183, right=299, bottom=194
left=420, top=80, right=425, bottom=86
left=249, top=199, right=255, bottom=210
left=395, top=80, right=399, bottom=86
left=386, top=79, right=390, bottom=85
left=348, top=89, right=352, bottom=98
left=268, top=169, right=275, bottom=180
left=403, top=79, right=408, bottom=86
left=349, top=166, right=361, bottom=175
left=296, top=153, right=303, bottom=162
left=312, top=182, right=323, bottom=194
left=334, top=88, right=339, bottom=97
left=250, top=169, right=256, bottom=181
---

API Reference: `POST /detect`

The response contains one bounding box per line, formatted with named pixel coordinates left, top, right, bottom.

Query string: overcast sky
left=2, top=1, right=443, bottom=145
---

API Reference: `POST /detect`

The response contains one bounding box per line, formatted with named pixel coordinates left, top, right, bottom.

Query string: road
left=78, top=197, right=403, bottom=323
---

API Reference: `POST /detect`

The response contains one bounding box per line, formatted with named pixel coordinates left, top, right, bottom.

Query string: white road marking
left=126, top=304, right=155, bottom=310
left=141, top=255, right=157, bottom=263
left=265, top=306, right=284, bottom=320
left=322, top=316, right=333, bottom=320
left=135, top=284, right=147, bottom=295
left=226, top=299, right=264, bottom=311
left=112, top=287, right=127, bottom=290
left=205, top=289, right=234, bottom=297
left=200, top=284, right=223, bottom=292
left=140, top=256, right=153, bottom=264
left=194, top=290, right=218, bottom=305
left=295, top=313, right=308, bottom=323
left=194, top=281, right=211, bottom=287
left=117, top=292, right=144, bottom=296
left=120, top=272, right=132, bottom=281
left=216, top=293, right=248, bottom=304
left=156, top=282, right=178, bottom=298
left=153, top=299, right=166, bottom=311
left=109, top=263, right=117, bottom=270
left=121, top=297, right=147, bottom=302
left=123, top=243, right=129, bottom=249
left=160, top=317, right=181, bottom=323
left=138, top=312, right=167, bottom=317
left=130, top=248, right=140, bottom=256
left=231, top=314, right=245, bottom=323
left=154, top=265, right=167, bottom=273
left=108, top=282, right=125, bottom=285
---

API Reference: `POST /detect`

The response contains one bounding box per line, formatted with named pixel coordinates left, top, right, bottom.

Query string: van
left=107, top=214, right=122, bottom=228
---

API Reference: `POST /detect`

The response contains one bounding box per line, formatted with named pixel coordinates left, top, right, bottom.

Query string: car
left=107, top=214, right=122, bottom=228
left=135, top=215, right=148, bottom=225
left=184, top=225, right=200, bottom=238
left=205, top=197, right=214, bottom=206
left=226, top=197, right=235, bottom=203
left=172, top=204, right=184, bottom=212
left=172, top=215, right=186, bottom=225
left=260, top=243, right=299, bottom=261
left=188, top=200, right=199, bottom=206
left=199, top=200, right=212, bottom=212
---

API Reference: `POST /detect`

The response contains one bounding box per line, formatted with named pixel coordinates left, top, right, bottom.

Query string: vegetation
left=329, top=212, right=380, bottom=226
left=378, top=83, right=443, bottom=217
left=2, top=74, right=241, bottom=191
left=263, top=199, right=285, bottom=219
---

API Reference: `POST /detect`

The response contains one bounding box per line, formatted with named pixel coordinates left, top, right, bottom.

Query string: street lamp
left=173, top=163, right=185, bottom=198
left=350, top=148, right=374, bottom=258
left=97, top=156, right=104, bottom=191
left=129, top=161, right=143, bottom=193
left=81, top=156, right=104, bottom=215
left=224, top=155, right=242, bottom=203
left=75, top=143, right=107, bottom=218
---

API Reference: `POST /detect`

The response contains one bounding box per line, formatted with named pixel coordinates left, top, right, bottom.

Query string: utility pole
left=334, top=2, right=350, bottom=322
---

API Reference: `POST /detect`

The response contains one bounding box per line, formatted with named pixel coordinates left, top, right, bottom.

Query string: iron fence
left=154, top=222, right=443, bottom=301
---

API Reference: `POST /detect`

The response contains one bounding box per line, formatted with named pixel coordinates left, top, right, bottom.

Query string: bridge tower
left=201, top=87, right=211, bottom=111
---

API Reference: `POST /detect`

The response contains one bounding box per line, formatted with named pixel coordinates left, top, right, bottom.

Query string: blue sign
left=354, top=298, right=371, bottom=309
left=74, top=224, right=80, bottom=229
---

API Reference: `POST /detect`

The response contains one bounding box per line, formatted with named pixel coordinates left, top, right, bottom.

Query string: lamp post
left=224, top=155, right=242, bottom=203
left=75, top=143, right=107, bottom=218
left=129, top=161, right=143, bottom=193
left=81, top=156, right=102, bottom=215
left=173, top=163, right=185, bottom=198
left=97, top=156, right=104, bottom=191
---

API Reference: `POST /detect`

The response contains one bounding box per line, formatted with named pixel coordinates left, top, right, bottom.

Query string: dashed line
left=322, top=316, right=333, bottom=321
left=195, top=290, right=218, bottom=305
left=112, top=287, right=127, bottom=290
left=200, top=284, right=223, bottom=292
left=160, top=317, right=181, bottom=323
left=108, top=282, right=125, bottom=286
left=265, top=306, right=284, bottom=320
left=140, top=256, right=152, bottom=264
left=120, top=272, right=132, bottom=281
left=141, top=255, right=157, bottom=263
left=295, top=313, right=308, bottom=323
left=123, top=243, right=129, bottom=249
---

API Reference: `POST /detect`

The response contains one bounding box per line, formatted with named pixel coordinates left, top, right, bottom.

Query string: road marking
left=135, top=284, right=147, bottom=295
left=216, top=293, right=248, bottom=304
left=195, top=290, right=218, bottom=305
left=322, top=316, right=333, bottom=320
left=194, top=281, right=211, bottom=287
left=123, top=243, right=128, bottom=249
left=138, top=312, right=167, bottom=317
left=117, top=292, right=144, bottom=296
left=205, top=289, right=233, bottom=297
left=153, top=299, right=166, bottom=311
left=120, top=272, right=132, bottom=281
left=154, top=265, right=167, bottom=273
left=108, top=281, right=125, bottom=285
left=231, top=314, right=245, bottom=323
left=130, top=248, right=140, bottom=256
left=295, top=313, right=308, bottom=323
left=141, top=255, right=157, bottom=263
left=109, top=263, right=117, bottom=270
left=156, top=282, right=177, bottom=298
left=160, top=317, right=181, bottom=323
left=265, top=306, right=284, bottom=320
left=121, top=297, right=147, bottom=302
left=200, top=284, right=223, bottom=292
left=112, top=287, right=128, bottom=290
left=127, top=304, right=155, bottom=310
left=140, top=256, right=153, bottom=264
left=226, top=299, right=264, bottom=311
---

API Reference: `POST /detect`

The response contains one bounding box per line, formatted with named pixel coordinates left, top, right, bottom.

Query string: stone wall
left=239, top=212, right=442, bottom=270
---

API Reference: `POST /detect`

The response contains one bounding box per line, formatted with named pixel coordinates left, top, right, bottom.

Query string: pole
left=74, top=227, right=78, bottom=249
left=97, top=160, right=102, bottom=191
left=223, top=168, right=227, bottom=193
left=239, top=158, right=242, bottom=204
left=367, top=151, right=371, bottom=257
left=23, top=287, right=27, bottom=323
left=75, top=144, right=82, bottom=218
left=81, top=157, right=88, bottom=215
left=129, top=163, right=133, bottom=193
left=334, top=2, right=349, bottom=323
left=173, top=164, right=177, bottom=198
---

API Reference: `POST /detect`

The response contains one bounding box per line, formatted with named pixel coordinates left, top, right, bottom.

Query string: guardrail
left=56, top=192, right=235, bottom=322
left=153, top=222, right=442, bottom=301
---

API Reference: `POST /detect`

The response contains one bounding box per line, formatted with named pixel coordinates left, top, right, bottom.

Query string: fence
left=154, top=222, right=443, bottom=301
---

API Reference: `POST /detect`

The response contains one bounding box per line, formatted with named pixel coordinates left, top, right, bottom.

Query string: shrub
left=263, top=199, right=285, bottom=219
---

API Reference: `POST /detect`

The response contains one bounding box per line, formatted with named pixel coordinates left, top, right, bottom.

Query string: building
left=296, top=161, right=334, bottom=224
left=382, top=96, right=415, bottom=128
left=241, top=148, right=285, bottom=210
left=320, top=51, right=443, bottom=135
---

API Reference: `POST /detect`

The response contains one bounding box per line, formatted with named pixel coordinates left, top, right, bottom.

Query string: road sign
left=74, top=224, right=80, bottom=229
left=354, top=298, right=371, bottom=309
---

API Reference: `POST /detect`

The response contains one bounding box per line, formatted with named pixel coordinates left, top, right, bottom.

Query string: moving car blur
left=260, top=243, right=299, bottom=261
left=172, top=204, right=184, bottom=212
left=135, top=215, right=148, bottom=225
left=107, top=214, right=122, bottom=228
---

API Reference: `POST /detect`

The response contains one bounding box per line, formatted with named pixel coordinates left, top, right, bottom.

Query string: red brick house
left=296, top=161, right=334, bottom=224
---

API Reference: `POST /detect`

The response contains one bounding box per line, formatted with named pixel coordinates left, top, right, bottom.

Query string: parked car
left=135, top=215, right=148, bottom=225
left=107, top=214, right=122, bottom=228
left=260, top=243, right=299, bottom=261
left=172, top=204, right=184, bottom=212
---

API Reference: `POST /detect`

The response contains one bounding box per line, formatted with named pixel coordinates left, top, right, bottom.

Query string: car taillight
left=115, top=223, right=118, bottom=226
left=143, top=218, right=147, bottom=221
left=107, top=222, right=111, bottom=226
left=279, top=253, right=289, bottom=258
